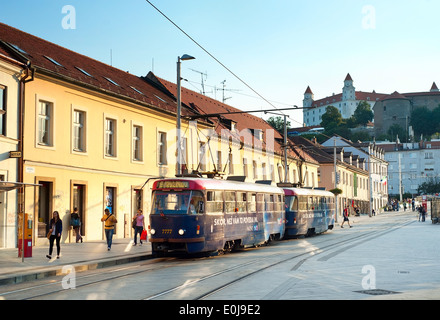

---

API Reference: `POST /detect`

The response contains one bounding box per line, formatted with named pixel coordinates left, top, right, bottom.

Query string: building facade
left=373, top=83, right=440, bottom=138
left=322, top=136, right=388, bottom=213
left=303, top=73, right=387, bottom=127
left=378, top=140, right=440, bottom=198
left=0, top=46, right=24, bottom=248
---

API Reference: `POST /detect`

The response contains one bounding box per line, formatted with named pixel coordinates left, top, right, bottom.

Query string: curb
left=0, top=253, right=154, bottom=286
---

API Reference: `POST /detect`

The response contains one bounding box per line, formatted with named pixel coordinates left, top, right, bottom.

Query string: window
left=158, top=131, right=167, bottom=165
left=73, top=110, right=86, bottom=152
left=0, top=85, right=5, bottom=136
left=75, top=67, right=93, bottom=78
left=199, top=142, right=206, bottom=171
left=225, top=191, right=236, bottom=213
left=206, top=191, right=223, bottom=214
left=38, top=100, right=53, bottom=146
left=44, top=56, right=64, bottom=67
left=132, top=125, right=143, bottom=161
left=105, top=118, right=116, bottom=157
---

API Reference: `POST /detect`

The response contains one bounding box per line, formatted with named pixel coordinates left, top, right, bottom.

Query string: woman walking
left=47, top=211, right=62, bottom=259
left=133, top=209, right=145, bottom=246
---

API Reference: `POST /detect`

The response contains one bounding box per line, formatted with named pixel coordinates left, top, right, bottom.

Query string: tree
left=320, top=106, right=343, bottom=130
left=353, top=101, right=374, bottom=126
left=267, top=116, right=291, bottom=133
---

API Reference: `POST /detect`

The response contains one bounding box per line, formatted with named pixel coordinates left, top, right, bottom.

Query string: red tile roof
left=0, top=22, right=183, bottom=116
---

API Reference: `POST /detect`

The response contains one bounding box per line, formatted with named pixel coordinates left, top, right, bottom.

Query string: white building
left=0, top=46, right=25, bottom=248
left=322, top=135, right=389, bottom=213
left=378, top=140, right=440, bottom=198
left=303, top=74, right=387, bottom=126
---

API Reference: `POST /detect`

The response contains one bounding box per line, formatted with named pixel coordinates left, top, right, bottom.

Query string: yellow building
left=0, top=23, right=320, bottom=248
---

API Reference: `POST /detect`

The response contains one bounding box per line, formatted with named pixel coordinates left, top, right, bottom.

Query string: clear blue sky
left=1, top=0, right=439, bottom=127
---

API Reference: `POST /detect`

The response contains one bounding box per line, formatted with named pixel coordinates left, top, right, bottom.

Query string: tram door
left=73, top=184, right=86, bottom=237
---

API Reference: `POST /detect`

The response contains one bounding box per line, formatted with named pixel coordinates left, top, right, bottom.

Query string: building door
left=37, top=181, right=53, bottom=238
left=73, top=184, right=86, bottom=237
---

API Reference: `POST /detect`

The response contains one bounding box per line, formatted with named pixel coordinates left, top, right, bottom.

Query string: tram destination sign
left=157, top=180, right=190, bottom=189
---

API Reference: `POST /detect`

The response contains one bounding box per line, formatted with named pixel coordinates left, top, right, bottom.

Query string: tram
left=149, top=178, right=285, bottom=255
left=283, top=187, right=336, bottom=237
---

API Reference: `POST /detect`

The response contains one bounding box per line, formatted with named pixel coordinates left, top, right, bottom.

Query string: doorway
left=72, top=182, right=87, bottom=238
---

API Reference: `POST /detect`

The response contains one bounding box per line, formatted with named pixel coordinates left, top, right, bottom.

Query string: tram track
left=145, top=217, right=414, bottom=300
left=0, top=215, right=414, bottom=300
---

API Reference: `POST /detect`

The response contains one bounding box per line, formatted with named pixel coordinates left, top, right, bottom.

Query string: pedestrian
left=132, top=209, right=145, bottom=246
left=417, top=206, right=423, bottom=222
left=46, top=211, right=62, bottom=259
left=70, top=207, right=83, bottom=243
left=101, top=208, right=117, bottom=251
left=421, top=206, right=426, bottom=222
left=341, top=205, right=352, bottom=228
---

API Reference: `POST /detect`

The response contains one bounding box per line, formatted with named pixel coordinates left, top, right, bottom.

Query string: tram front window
left=152, top=191, right=204, bottom=215
left=286, top=195, right=298, bottom=211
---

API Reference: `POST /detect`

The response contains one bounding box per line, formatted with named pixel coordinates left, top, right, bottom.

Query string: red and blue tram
left=283, top=187, right=336, bottom=237
left=149, top=178, right=285, bottom=255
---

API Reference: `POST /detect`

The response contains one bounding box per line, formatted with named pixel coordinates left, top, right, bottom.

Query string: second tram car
left=149, top=178, right=285, bottom=255
left=283, top=187, right=335, bottom=237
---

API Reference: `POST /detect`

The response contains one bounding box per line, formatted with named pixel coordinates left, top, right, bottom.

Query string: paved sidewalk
left=0, top=238, right=152, bottom=286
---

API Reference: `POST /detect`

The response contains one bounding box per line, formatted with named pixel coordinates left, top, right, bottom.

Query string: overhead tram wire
left=145, top=0, right=291, bottom=117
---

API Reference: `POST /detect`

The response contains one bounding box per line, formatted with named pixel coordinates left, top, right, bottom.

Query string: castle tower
left=303, top=86, right=314, bottom=109
left=431, top=82, right=439, bottom=92
left=342, top=73, right=356, bottom=101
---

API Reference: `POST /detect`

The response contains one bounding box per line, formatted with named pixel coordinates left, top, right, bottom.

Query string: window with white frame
left=158, top=131, right=167, bottom=165
left=38, top=100, right=53, bottom=146
left=0, top=85, right=6, bottom=136
left=132, top=125, right=143, bottom=161
left=73, top=110, right=86, bottom=152
left=105, top=118, right=116, bottom=157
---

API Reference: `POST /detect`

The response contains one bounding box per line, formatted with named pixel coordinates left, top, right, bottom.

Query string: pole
left=284, top=115, right=288, bottom=183
left=334, top=139, right=338, bottom=223
left=176, top=57, right=182, bottom=176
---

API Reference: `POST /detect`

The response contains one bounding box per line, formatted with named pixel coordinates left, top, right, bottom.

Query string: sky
left=1, top=0, right=439, bottom=128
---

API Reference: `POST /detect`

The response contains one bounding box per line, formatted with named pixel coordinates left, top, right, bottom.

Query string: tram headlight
left=178, top=229, right=185, bottom=235
left=150, top=229, right=156, bottom=235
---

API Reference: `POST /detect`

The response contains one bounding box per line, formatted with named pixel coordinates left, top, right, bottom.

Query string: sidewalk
left=0, top=238, right=153, bottom=286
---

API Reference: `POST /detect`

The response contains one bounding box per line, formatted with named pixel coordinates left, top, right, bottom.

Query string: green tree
left=320, top=106, right=342, bottom=130
left=353, top=101, right=374, bottom=126
left=267, top=116, right=291, bottom=133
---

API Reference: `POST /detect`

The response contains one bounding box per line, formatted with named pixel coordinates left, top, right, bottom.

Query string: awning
left=0, top=181, right=42, bottom=192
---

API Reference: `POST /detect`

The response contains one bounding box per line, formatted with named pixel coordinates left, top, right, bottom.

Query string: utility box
left=18, top=213, right=33, bottom=258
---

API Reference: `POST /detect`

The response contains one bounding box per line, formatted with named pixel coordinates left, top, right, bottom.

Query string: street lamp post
left=176, top=54, right=195, bottom=176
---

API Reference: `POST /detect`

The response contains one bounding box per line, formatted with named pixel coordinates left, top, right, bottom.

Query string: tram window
left=286, top=196, right=298, bottom=211
left=256, top=194, right=264, bottom=213
left=206, top=190, right=223, bottom=214
left=237, top=192, right=247, bottom=213
left=265, top=194, right=274, bottom=212
left=248, top=193, right=256, bottom=212
left=190, top=192, right=205, bottom=214
left=225, top=191, right=236, bottom=213
left=276, top=194, right=283, bottom=211
left=298, top=196, right=307, bottom=211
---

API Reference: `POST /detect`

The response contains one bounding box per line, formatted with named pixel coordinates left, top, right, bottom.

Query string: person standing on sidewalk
left=70, top=207, right=83, bottom=243
left=341, top=205, right=352, bottom=228
left=101, top=208, right=117, bottom=251
left=133, top=209, right=145, bottom=246
left=47, top=211, right=62, bottom=259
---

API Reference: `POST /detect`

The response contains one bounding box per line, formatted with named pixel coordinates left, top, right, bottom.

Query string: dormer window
left=104, top=77, right=120, bottom=87
left=44, top=56, right=64, bottom=67
left=75, top=67, right=94, bottom=78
